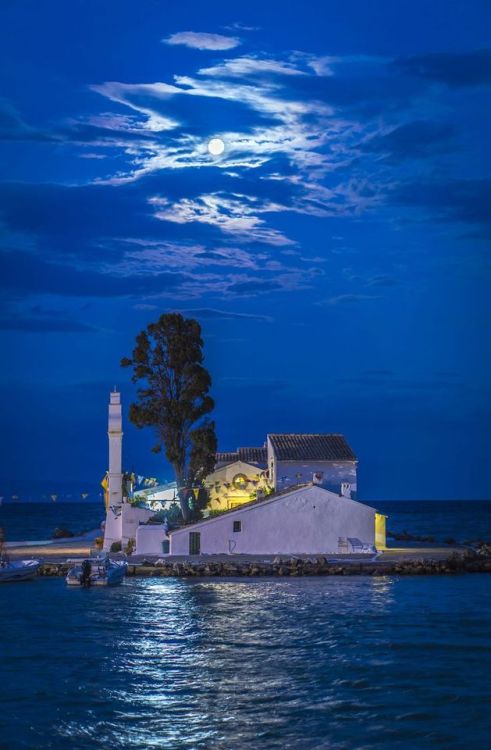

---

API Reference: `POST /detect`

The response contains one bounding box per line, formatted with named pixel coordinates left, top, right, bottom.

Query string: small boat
left=0, top=559, right=40, bottom=583
left=66, top=557, right=127, bottom=587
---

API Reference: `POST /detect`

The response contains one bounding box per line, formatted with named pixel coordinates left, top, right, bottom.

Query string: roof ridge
left=268, top=433, right=356, bottom=461
left=171, top=483, right=315, bottom=531
left=268, top=432, right=345, bottom=436
left=170, top=483, right=374, bottom=534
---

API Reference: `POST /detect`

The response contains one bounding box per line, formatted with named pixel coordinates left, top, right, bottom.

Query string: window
left=232, top=473, right=248, bottom=490
left=233, top=520, right=242, bottom=533
left=189, top=531, right=200, bottom=555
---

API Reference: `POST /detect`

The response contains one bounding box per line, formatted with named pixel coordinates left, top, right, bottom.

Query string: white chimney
left=341, top=482, right=351, bottom=498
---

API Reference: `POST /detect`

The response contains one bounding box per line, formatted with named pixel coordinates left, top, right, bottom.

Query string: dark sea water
left=2, top=500, right=491, bottom=543
left=376, top=500, right=491, bottom=543
left=0, top=503, right=105, bottom=541
left=1, top=575, right=491, bottom=750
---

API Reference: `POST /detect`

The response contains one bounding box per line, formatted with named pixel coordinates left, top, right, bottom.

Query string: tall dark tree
left=121, top=313, right=217, bottom=522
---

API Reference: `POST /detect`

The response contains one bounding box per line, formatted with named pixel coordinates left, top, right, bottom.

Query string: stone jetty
left=38, top=548, right=491, bottom=578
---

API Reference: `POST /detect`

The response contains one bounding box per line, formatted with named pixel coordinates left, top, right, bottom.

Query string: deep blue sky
left=1, top=0, right=490, bottom=499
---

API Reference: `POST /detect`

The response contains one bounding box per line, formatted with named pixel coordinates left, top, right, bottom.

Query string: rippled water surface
left=1, top=576, right=491, bottom=750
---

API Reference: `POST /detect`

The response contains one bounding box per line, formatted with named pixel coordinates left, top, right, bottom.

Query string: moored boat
left=0, top=559, right=40, bottom=583
left=66, top=557, right=127, bottom=587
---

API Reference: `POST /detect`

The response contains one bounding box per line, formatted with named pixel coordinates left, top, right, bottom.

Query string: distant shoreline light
left=207, top=137, right=225, bottom=156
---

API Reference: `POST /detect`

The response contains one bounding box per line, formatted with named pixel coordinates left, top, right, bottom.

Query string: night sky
left=1, top=0, right=490, bottom=500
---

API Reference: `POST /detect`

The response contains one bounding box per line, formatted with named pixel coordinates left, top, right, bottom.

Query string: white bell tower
left=103, top=390, right=124, bottom=550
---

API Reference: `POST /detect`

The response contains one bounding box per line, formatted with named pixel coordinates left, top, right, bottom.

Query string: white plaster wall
left=136, top=524, right=169, bottom=556
left=103, top=391, right=124, bottom=550
left=144, top=487, right=177, bottom=503
left=103, top=508, right=122, bottom=551
left=170, top=486, right=375, bottom=556
left=121, top=505, right=155, bottom=545
left=274, top=460, right=357, bottom=496
left=266, top=436, right=275, bottom=488
left=107, top=392, right=123, bottom=507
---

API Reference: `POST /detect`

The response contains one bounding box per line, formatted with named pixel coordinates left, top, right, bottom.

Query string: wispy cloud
left=105, top=238, right=279, bottom=272
left=90, top=82, right=181, bottom=132
left=172, top=73, right=332, bottom=121
left=223, top=23, right=261, bottom=33
left=198, top=55, right=308, bottom=78
left=148, top=193, right=295, bottom=245
left=163, top=31, right=240, bottom=51
left=89, top=66, right=341, bottom=186
left=3, top=34, right=482, bottom=311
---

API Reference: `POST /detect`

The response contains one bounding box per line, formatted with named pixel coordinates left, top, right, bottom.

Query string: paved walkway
left=129, top=546, right=467, bottom=564
left=7, top=539, right=93, bottom=561
left=6, top=540, right=468, bottom=565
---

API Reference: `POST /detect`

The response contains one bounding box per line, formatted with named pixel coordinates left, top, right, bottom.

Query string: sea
left=2, top=500, right=491, bottom=544
left=1, top=501, right=491, bottom=750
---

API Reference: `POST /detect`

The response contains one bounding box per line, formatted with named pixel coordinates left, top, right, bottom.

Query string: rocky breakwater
left=475, top=541, right=491, bottom=557
left=35, top=545, right=491, bottom=578
left=38, top=562, right=70, bottom=576
left=125, top=550, right=491, bottom=578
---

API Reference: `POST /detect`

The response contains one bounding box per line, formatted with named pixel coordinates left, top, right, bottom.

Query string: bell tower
left=108, top=390, right=123, bottom=506
left=103, top=390, right=123, bottom=550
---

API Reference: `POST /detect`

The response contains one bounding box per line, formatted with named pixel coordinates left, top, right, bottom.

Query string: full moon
left=208, top=137, right=225, bottom=156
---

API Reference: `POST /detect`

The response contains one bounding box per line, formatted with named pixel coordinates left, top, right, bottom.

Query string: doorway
left=189, top=531, right=201, bottom=555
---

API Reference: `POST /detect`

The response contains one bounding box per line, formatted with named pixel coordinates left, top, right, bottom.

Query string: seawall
left=38, top=553, right=491, bottom=578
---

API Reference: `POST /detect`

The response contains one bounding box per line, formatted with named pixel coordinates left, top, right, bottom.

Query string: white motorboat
left=66, top=557, right=127, bottom=587
left=0, top=559, right=40, bottom=583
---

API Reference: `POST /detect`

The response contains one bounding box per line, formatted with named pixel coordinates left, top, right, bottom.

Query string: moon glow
left=208, top=137, right=225, bottom=156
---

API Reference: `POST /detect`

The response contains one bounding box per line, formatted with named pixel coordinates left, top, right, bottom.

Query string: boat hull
left=66, top=559, right=127, bottom=587
left=0, top=560, right=40, bottom=583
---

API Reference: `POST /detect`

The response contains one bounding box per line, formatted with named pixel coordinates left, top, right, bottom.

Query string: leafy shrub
left=110, top=541, right=122, bottom=553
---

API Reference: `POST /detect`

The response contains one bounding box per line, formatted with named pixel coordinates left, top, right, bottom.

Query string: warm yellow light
left=375, top=513, right=387, bottom=550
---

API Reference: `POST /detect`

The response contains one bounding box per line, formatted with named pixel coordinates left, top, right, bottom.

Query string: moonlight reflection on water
left=1, top=575, right=490, bottom=750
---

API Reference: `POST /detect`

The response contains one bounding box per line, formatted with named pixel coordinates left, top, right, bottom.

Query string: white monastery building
left=267, top=433, right=357, bottom=496
left=100, top=389, right=386, bottom=556
left=216, top=434, right=357, bottom=497
left=169, top=484, right=380, bottom=557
